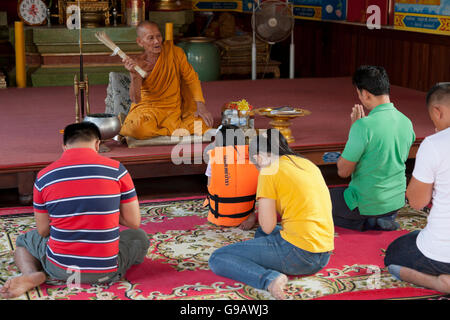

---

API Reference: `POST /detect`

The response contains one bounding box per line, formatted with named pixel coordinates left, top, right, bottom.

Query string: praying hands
left=351, top=104, right=366, bottom=124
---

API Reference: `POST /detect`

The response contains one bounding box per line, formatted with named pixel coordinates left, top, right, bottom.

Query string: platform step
left=31, top=65, right=127, bottom=87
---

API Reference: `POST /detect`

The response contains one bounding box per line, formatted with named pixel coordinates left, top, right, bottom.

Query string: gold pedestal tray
left=253, top=107, right=311, bottom=143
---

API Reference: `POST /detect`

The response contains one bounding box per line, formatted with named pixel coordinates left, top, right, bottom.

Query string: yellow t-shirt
left=256, top=155, right=334, bottom=253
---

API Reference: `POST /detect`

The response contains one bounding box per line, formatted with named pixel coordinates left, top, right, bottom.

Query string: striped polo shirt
left=33, top=148, right=137, bottom=273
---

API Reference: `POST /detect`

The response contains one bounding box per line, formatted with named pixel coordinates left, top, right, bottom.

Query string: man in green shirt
left=331, top=65, right=416, bottom=231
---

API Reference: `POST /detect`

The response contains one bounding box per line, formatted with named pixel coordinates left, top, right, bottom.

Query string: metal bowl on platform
left=83, top=113, right=121, bottom=152
left=254, top=106, right=311, bottom=143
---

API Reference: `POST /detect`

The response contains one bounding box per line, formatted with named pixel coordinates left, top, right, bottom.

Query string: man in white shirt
left=384, top=82, right=450, bottom=293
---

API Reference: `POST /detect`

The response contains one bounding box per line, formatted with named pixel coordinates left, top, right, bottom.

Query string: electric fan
left=251, top=0, right=295, bottom=80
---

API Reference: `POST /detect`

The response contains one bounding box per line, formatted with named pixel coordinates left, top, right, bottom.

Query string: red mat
left=0, top=196, right=447, bottom=300
left=0, top=78, right=434, bottom=170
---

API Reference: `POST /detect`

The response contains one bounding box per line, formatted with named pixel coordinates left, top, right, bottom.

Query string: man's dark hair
left=352, top=65, right=390, bottom=96
left=63, top=122, right=101, bottom=146
left=426, top=82, right=450, bottom=107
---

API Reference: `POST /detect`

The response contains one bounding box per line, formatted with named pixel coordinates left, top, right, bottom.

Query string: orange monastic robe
left=120, top=41, right=210, bottom=139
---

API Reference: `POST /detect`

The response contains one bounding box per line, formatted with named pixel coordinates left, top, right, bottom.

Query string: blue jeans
left=208, top=226, right=331, bottom=290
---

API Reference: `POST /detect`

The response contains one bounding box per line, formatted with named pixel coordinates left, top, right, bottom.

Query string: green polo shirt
left=341, top=102, right=415, bottom=216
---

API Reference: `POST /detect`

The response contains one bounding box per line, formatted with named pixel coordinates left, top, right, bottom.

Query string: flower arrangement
left=221, top=99, right=254, bottom=128
left=223, top=99, right=253, bottom=111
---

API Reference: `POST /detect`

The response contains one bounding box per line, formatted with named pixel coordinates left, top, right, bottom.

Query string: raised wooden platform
left=0, top=77, right=434, bottom=204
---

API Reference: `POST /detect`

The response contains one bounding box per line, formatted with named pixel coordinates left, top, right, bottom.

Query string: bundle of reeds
left=94, top=31, right=148, bottom=78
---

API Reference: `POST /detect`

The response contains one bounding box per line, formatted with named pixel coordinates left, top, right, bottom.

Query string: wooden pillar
left=14, top=21, right=26, bottom=88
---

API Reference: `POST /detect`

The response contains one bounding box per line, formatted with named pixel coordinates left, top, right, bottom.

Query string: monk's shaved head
left=136, top=21, right=160, bottom=38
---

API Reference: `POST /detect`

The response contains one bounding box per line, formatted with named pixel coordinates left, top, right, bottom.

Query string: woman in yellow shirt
left=208, top=129, right=334, bottom=299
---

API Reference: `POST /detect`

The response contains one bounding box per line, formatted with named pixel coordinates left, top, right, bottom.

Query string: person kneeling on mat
left=208, top=129, right=334, bottom=299
left=204, top=124, right=259, bottom=230
left=384, top=83, right=450, bottom=294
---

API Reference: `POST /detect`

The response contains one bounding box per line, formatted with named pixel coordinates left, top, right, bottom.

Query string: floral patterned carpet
left=0, top=196, right=448, bottom=300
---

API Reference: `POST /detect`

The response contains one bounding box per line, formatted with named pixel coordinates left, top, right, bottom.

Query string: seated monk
left=120, top=21, right=214, bottom=139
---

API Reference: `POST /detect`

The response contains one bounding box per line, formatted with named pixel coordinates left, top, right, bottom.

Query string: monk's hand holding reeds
left=123, top=57, right=140, bottom=76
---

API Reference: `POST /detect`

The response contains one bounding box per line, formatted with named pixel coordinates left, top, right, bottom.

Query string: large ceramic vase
left=177, top=37, right=220, bottom=82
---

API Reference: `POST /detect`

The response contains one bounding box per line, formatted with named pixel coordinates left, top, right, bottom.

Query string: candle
left=14, top=21, right=26, bottom=88
left=165, top=22, right=173, bottom=41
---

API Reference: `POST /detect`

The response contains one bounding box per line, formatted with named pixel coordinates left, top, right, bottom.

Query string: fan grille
left=253, top=0, right=294, bottom=44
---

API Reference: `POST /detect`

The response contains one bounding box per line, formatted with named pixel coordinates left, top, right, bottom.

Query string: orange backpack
left=206, top=145, right=259, bottom=227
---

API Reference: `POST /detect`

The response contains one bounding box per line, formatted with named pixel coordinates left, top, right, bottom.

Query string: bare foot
left=268, top=274, right=288, bottom=300
left=435, top=274, right=450, bottom=294
left=239, top=213, right=256, bottom=230
left=0, top=272, right=46, bottom=299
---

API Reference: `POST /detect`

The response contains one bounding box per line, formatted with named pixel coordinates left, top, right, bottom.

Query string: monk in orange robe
left=120, top=21, right=214, bottom=139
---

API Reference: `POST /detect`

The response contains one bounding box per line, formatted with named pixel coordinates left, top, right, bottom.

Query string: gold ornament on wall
left=57, top=0, right=114, bottom=27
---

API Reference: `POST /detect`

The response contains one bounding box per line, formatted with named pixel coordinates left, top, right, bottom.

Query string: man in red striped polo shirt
left=0, top=122, right=149, bottom=298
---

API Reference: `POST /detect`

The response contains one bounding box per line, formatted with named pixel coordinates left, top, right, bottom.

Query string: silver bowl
left=83, top=113, right=121, bottom=140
